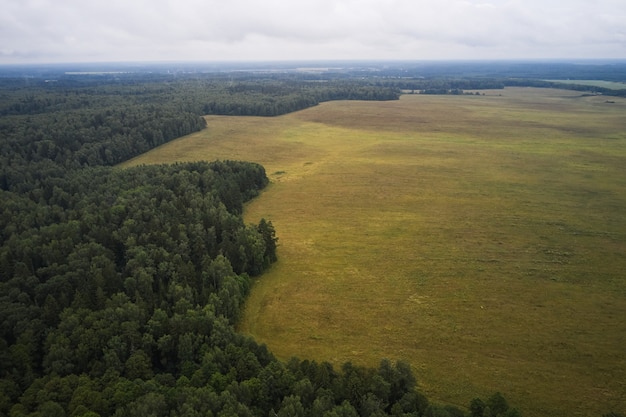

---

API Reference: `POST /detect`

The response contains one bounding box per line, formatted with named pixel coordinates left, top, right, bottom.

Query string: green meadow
left=122, top=88, right=626, bottom=417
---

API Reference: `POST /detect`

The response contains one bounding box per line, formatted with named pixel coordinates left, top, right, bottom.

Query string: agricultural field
left=122, top=88, right=626, bottom=417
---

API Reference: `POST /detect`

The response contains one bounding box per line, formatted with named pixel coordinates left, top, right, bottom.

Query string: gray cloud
left=1, top=0, right=625, bottom=63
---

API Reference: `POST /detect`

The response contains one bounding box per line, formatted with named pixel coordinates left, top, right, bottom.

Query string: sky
left=1, top=0, right=625, bottom=64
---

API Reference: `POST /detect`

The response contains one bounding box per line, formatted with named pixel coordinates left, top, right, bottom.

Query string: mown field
left=122, top=88, right=626, bottom=417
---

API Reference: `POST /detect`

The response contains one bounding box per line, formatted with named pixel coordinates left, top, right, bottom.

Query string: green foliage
left=468, top=392, right=523, bottom=417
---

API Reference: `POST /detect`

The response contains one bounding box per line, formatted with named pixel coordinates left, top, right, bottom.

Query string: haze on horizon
left=1, top=0, right=625, bottom=65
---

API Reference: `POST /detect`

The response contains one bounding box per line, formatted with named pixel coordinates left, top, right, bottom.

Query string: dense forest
left=9, top=64, right=621, bottom=416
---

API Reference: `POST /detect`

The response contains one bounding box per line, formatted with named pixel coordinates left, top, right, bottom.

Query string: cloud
left=1, top=0, right=625, bottom=63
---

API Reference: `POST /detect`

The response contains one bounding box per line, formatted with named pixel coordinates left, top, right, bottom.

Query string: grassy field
left=122, top=88, right=626, bottom=417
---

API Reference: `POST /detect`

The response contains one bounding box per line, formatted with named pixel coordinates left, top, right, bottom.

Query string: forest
left=5, top=63, right=624, bottom=417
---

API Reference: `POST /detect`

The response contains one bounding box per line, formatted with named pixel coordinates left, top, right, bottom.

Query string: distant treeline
left=346, top=60, right=626, bottom=82
left=377, top=78, right=626, bottom=96
left=504, top=78, right=626, bottom=97
left=0, top=76, right=399, bottom=171
left=203, top=80, right=400, bottom=116
left=0, top=75, right=400, bottom=119
left=3, top=59, right=625, bottom=81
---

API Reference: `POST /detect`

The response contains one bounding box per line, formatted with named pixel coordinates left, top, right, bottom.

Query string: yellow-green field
left=121, top=88, right=626, bottom=417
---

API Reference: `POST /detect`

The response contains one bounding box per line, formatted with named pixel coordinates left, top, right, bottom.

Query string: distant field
left=122, top=88, right=626, bottom=417
left=547, top=79, right=626, bottom=90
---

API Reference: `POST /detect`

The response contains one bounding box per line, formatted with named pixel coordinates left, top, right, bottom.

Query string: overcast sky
left=1, top=0, right=625, bottom=64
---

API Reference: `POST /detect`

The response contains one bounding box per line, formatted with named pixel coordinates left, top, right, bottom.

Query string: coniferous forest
left=2, top=63, right=596, bottom=417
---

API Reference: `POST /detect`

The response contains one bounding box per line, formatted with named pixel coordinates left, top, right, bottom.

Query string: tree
left=377, top=359, right=416, bottom=406
left=470, top=398, right=486, bottom=417
left=486, top=392, right=509, bottom=416
left=38, top=400, right=66, bottom=417
left=277, top=395, right=306, bottom=417
left=126, top=392, right=167, bottom=417
left=325, top=401, right=359, bottom=417
left=258, top=218, right=278, bottom=266
left=125, top=350, right=153, bottom=380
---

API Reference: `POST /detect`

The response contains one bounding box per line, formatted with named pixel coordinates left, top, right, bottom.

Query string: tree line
left=375, top=77, right=626, bottom=97
left=0, top=71, right=531, bottom=417
left=0, top=75, right=400, bottom=173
